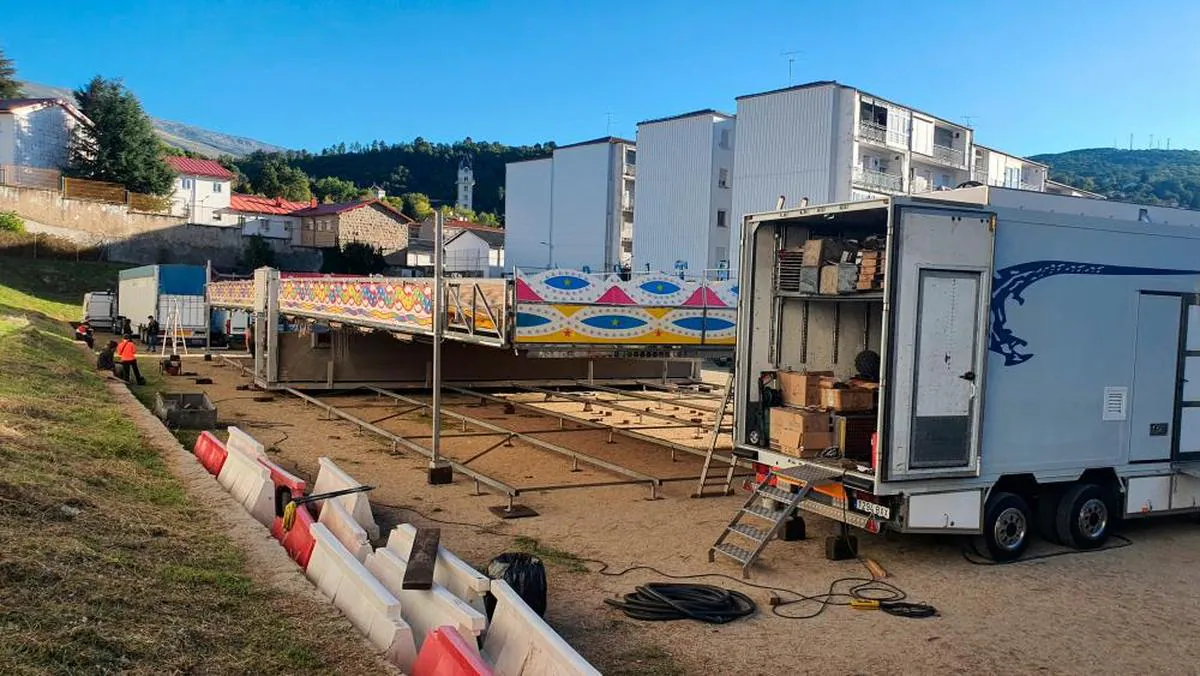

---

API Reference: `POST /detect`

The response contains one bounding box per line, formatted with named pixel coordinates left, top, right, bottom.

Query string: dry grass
left=0, top=304, right=385, bottom=674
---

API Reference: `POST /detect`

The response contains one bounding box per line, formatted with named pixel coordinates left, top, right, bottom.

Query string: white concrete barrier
left=226, top=426, right=266, bottom=461
left=365, top=548, right=488, bottom=651
left=216, top=431, right=275, bottom=527
left=483, top=580, right=599, bottom=676
left=318, top=496, right=373, bottom=562
left=312, top=457, right=380, bottom=540
left=385, top=523, right=491, bottom=615
left=306, top=523, right=418, bottom=670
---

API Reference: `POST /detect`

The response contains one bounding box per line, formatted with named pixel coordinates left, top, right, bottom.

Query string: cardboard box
left=796, top=266, right=820, bottom=294
left=778, top=370, right=834, bottom=406
left=802, top=239, right=844, bottom=267
left=769, top=407, right=834, bottom=456
left=820, top=387, right=876, bottom=412
left=819, top=264, right=859, bottom=295
left=773, top=432, right=836, bottom=458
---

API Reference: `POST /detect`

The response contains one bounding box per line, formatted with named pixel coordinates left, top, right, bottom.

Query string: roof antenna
left=780, top=50, right=802, bottom=85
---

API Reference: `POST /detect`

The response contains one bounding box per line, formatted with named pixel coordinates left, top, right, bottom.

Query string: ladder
left=692, top=371, right=739, bottom=498
left=160, top=300, right=189, bottom=358
left=709, top=464, right=839, bottom=577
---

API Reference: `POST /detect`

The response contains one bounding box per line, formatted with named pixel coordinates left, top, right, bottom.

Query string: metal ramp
left=709, top=464, right=841, bottom=577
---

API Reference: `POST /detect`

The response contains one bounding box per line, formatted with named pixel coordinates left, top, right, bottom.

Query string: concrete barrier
left=306, top=523, right=418, bottom=670
left=366, top=548, right=488, bottom=650
left=385, top=524, right=491, bottom=615
left=227, top=426, right=266, bottom=460
left=192, top=431, right=228, bottom=476
left=483, top=580, right=600, bottom=676
left=312, top=457, right=380, bottom=539
left=318, top=497, right=373, bottom=562
left=412, top=626, right=494, bottom=676
left=216, top=431, right=275, bottom=527
left=271, top=504, right=317, bottom=570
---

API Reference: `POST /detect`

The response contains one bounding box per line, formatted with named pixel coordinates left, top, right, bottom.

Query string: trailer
left=732, top=186, right=1200, bottom=561
left=81, top=291, right=116, bottom=330
left=117, top=264, right=209, bottom=344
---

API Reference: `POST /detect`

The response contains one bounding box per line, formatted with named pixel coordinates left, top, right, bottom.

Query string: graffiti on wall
left=513, top=269, right=738, bottom=345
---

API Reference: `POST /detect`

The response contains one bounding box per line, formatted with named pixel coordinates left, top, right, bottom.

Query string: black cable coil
left=603, top=583, right=757, bottom=624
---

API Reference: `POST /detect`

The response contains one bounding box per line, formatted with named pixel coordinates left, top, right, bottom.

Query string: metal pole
left=429, top=210, right=451, bottom=484
left=204, top=259, right=212, bottom=361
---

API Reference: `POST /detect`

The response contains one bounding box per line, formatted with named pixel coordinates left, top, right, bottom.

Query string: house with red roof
left=293, top=198, right=413, bottom=254
left=165, top=156, right=234, bottom=225
left=226, top=193, right=311, bottom=240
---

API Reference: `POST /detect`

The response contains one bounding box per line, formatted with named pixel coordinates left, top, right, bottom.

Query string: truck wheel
left=1035, top=488, right=1063, bottom=545
left=981, top=491, right=1032, bottom=561
left=1055, top=483, right=1112, bottom=550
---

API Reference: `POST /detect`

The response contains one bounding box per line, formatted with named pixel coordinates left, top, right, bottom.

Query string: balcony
left=1019, top=181, right=1042, bottom=192
left=858, top=121, right=909, bottom=148
left=931, top=144, right=966, bottom=169
left=623, top=163, right=636, bottom=177
left=853, top=167, right=904, bottom=194
left=971, top=169, right=989, bottom=183
left=622, top=193, right=634, bottom=210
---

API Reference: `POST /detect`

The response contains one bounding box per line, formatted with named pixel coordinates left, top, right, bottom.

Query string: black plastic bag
left=484, top=552, right=547, bottom=619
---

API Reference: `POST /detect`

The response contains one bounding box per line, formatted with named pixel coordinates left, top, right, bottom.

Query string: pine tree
left=68, top=76, right=174, bottom=195
left=0, top=48, right=22, bottom=99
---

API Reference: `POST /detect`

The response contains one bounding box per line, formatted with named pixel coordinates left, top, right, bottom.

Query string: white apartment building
left=0, top=98, right=89, bottom=170
left=165, top=156, right=233, bottom=225
left=632, top=109, right=735, bottom=276
left=729, top=80, right=1047, bottom=266
left=504, top=136, right=636, bottom=272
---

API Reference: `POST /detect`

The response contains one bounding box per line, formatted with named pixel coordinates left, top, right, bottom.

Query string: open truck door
left=882, top=206, right=995, bottom=481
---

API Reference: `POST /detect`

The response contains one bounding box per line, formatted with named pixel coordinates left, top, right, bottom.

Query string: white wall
left=445, top=230, right=491, bottom=273
left=238, top=213, right=298, bottom=240
left=171, top=174, right=232, bottom=226
left=1, top=105, right=77, bottom=170
left=551, top=142, right=616, bottom=272
left=504, top=158, right=553, bottom=270
left=730, top=83, right=840, bottom=268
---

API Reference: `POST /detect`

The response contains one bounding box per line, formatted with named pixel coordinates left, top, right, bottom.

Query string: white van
left=81, top=292, right=116, bottom=330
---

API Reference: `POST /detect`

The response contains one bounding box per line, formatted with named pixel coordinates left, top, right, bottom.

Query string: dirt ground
left=158, top=356, right=1200, bottom=675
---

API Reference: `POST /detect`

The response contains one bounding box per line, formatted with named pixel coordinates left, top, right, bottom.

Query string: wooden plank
left=864, top=557, right=889, bottom=579
left=401, top=527, right=441, bottom=590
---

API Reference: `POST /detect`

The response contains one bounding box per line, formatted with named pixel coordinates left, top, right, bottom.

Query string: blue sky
left=4, top=0, right=1198, bottom=155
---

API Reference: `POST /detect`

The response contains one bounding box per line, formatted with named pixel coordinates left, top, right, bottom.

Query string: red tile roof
left=228, top=193, right=310, bottom=215
left=293, top=198, right=414, bottom=222
left=165, top=156, right=235, bottom=180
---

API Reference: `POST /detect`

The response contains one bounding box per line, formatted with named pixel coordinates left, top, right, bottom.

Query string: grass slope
left=0, top=259, right=383, bottom=674
left=0, top=259, right=128, bottom=322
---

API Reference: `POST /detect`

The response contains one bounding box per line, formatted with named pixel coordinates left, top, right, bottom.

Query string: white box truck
left=81, top=291, right=116, bottom=330
left=733, top=186, right=1200, bottom=561
left=117, top=264, right=209, bottom=345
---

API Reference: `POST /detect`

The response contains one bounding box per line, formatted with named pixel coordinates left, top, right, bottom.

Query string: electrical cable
left=961, top=533, right=1133, bottom=566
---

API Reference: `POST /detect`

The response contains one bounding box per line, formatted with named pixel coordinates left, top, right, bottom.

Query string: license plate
left=853, top=496, right=891, bottom=520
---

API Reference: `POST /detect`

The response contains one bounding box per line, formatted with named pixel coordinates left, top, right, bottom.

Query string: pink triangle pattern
left=595, top=285, right=638, bottom=305
left=515, top=277, right=544, bottom=303
left=682, top=287, right=726, bottom=308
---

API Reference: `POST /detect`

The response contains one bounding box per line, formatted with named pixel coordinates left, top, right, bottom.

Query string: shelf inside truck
left=776, top=291, right=884, bottom=302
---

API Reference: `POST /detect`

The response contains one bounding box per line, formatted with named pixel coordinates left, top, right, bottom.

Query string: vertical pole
left=430, top=210, right=452, bottom=484
left=204, top=259, right=212, bottom=361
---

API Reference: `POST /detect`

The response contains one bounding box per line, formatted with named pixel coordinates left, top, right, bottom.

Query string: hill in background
left=20, top=81, right=284, bottom=158
left=1032, top=148, right=1200, bottom=209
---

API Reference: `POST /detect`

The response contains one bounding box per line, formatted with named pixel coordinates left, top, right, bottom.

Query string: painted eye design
left=580, top=315, right=648, bottom=330
left=673, top=317, right=735, bottom=331
left=542, top=275, right=591, bottom=290
left=639, top=280, right=680, bottom=295
left=515, top=312, right=552, bottom=327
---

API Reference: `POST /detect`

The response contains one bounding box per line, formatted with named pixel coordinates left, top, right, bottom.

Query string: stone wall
left=337, top=203, right=409, bottom=254
left=0, top=184, right=321, bottom=270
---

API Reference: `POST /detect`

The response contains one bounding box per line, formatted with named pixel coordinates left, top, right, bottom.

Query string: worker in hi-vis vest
left=115, top=333, right=146, bottom=385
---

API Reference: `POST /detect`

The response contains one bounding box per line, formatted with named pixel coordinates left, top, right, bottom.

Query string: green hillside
left=1032, top=148, right=1200, bottom=209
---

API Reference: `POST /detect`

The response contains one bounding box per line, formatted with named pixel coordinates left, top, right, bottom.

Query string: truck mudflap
left=752, top=461, right=895, bottom=534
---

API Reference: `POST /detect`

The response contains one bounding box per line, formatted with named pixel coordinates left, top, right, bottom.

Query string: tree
left=68, top=76, right=174, bottom=195
left=241, top=234, right=276, bottom=270
left=475, top=211, right=500, bottom=227
left=321, top=242, right=387, bottom=275
left=312, top=176, right=364, bottom=203
left=0, top=48, right=22, bottom=99
left=258, top=157, right=311, bottom=201
left=401, top=192, right=434, bottom=221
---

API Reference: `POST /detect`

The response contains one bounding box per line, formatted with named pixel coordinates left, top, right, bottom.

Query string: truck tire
left=1055, top=483, right=1112, bottom=550
left=981, top=491, right=1032, bottom=561
left=1035, top=488, right=1063, bottom=545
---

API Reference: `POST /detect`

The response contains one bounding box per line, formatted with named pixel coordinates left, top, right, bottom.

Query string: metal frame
left=573, top=381, right=725, bottom=415
left=517, top=384, right=713, bottom=432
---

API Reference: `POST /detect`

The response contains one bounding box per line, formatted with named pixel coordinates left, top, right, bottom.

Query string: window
left=717, top=209, right=727, bottom=228
left=181, top=178, right=193, bottom=189
left=624, top=148, right=636, bottom=166
left=718, top=168, right=730, bottom=188
left=213, top=211, right=222, bottom=222
left=719, top=128, right=731, bottom=150
left=237, top=215, right=246, bottom=226
left=213, top=182, right=223, bottom=193
left=934, top=126, right=955, bottom=148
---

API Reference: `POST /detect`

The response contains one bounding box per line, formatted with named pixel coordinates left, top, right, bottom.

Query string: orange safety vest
left=116, top=339, right=137, bottom=363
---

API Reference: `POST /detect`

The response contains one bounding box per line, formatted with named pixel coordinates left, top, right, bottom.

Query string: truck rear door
left=883, top=205, right=995, bottom=480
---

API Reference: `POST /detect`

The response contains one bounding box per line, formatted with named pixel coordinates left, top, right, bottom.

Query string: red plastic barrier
left=193, top=431, right=228, bottom=476
left=257, top=456, right=307, bottom=504
left=271, top=504, right=317, bottom=570
left=411, top=626, right=493, bottom=676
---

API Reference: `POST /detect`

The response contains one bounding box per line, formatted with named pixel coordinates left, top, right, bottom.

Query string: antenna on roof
left=605, top=112, right=613, bottom=136
left=780, top=50, right=802, bottom=85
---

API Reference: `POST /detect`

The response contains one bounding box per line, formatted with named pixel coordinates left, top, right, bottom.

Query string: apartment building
left=631, top=109, right=735, bottom=276
left=504, top=136, right=636, bottom=272
left=729, top=80, right=1046, bottom=266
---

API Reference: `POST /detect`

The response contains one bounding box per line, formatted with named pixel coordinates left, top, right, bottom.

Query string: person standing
left=145, top=315, right=160, bottom=349
left=115, top=333, right=146, bottom=385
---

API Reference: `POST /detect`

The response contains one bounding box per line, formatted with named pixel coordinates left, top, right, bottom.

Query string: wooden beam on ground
left=402, top=527, right=441, bottom=590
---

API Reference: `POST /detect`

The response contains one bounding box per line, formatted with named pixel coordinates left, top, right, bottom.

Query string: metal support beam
left=367, top=387, right=660, bottom=489
left=574, top=380, right=722, bottom=414
left=635, top=379, right=725, bottom=400
left=518, top=384, right=709, bottom=429
left=283, top=387, right=516, bottom=497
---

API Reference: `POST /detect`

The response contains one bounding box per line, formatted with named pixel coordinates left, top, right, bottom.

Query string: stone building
left=293, top=199, right=413, bottom=253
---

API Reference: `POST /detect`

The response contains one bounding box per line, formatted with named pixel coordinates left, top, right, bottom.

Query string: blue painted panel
left=580, top=315, right=647, bottom=330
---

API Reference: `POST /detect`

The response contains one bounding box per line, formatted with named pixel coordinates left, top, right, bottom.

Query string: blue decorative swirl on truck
left=990, top=261, right=1200, bottom=366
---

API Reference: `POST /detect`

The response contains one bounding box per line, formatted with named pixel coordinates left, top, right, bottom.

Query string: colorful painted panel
left=207, top=280, right=255, bottom=309
left=514, top=270, right=738, bottom=346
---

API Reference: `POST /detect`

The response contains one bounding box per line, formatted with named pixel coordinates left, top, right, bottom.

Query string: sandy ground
left=155, top=356, right=1200, bottom=675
